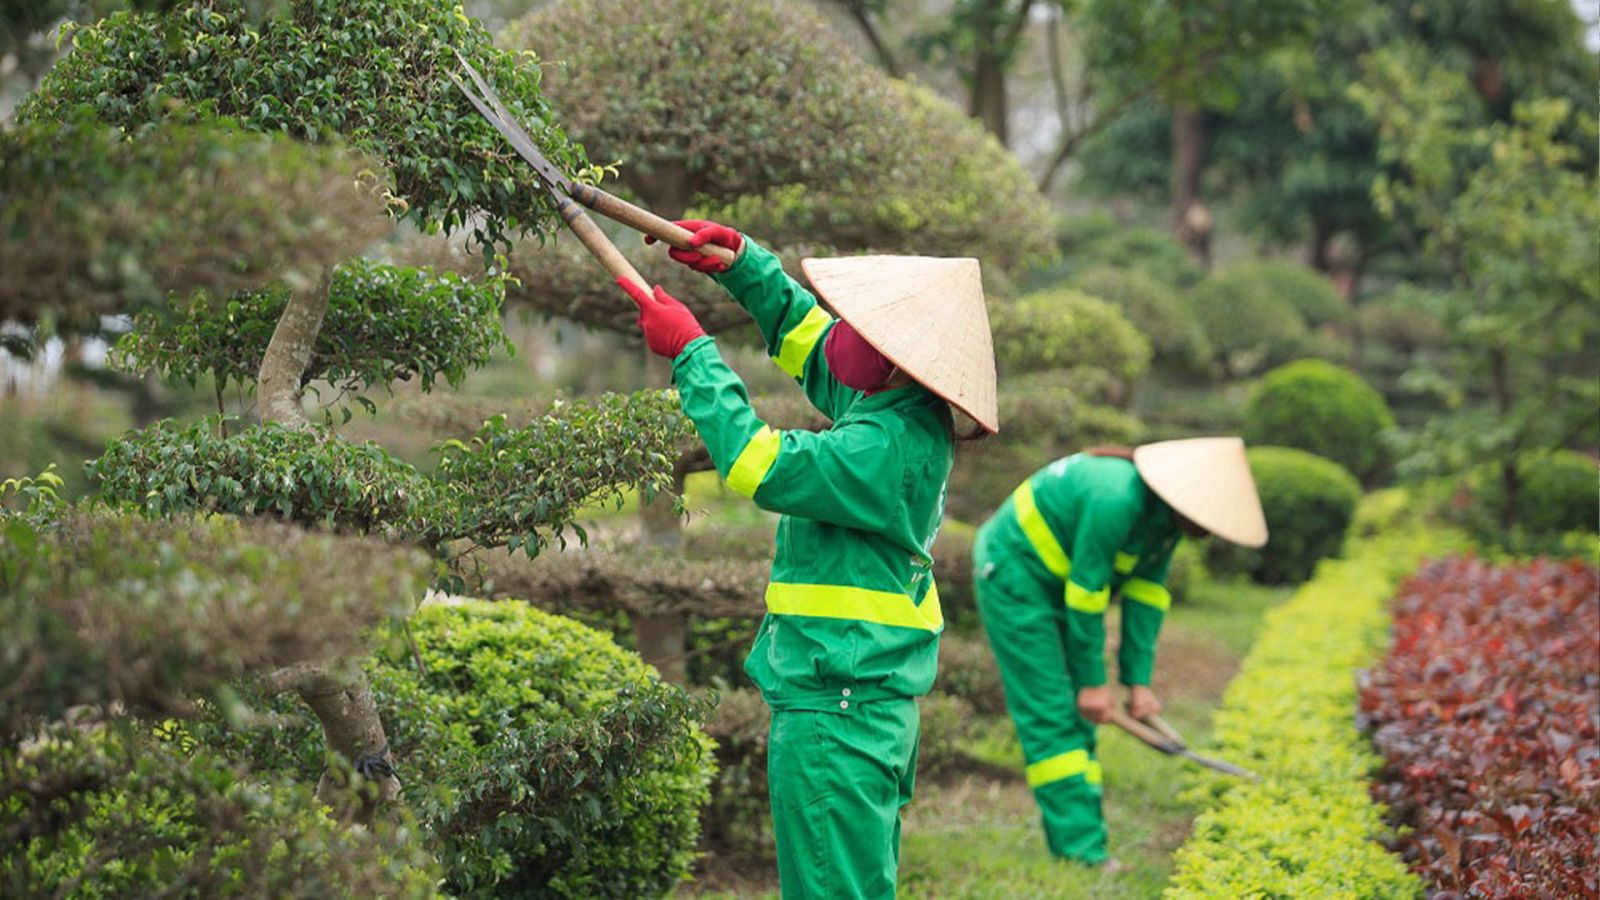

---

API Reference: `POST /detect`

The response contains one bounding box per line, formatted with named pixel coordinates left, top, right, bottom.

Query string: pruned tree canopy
left=21, top=0, right=590, bottom=248
left=0, top=512, right=431, bottom=739
left=0, top=117, right=385, bottom=327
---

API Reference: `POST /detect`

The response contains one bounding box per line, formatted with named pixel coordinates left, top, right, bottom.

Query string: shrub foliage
left=1243, top=359, right=1394, bottom=482
left=1210, top=446, right=1363, bottom=584
left=1071, top=265, right=1211, bottom=373
left=1186, top=265, right=1311, bottom=377
left=1362, top=557, right=1599, bottom=898
left=1165, top=528, right=1459, bottom=898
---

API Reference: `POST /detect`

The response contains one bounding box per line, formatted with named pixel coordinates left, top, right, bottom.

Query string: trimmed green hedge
left=1186, top=266, right=1309, bottom=377
left=1243, top=360, right=1394, bottom=483
left=1071, top=265, right=1212, bottom=373
left=1164, top=526, right=1460, bottom=899
left=1210, top=446, right=1363, bottom=584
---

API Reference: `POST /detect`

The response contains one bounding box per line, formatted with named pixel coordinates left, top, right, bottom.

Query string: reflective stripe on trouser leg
left=768, top=699, right=920, bottom=899
left=974, top=526, right=1108, bottom=864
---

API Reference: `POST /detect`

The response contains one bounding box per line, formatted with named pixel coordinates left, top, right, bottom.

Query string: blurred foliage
left=990, top=288, right=1150, bottom=403
left=1, top=726, right=438, bottom=898
left=699, top=686, right=774, bottom=865
left=1043, top=212, right=1204, bottom=290
left=20, top=0, right=590, bottom=251
left=475, top=541, right=767, bottom=619
left=90, top=392, right=694, bottom=560
left=202, top=599, right=715, bottom=899
left=1355, top=50, right=1599, bottom=522
left=1070, top=265, right=1212, bottom=373
left=0, top=115, right=385, bottom=329
left=112, top=259, right=512, bottom=399
left=1209, top=446, right=1362, bottom=584
left=1457, top=450, right=1597, bottom=540
left=0, top=465, right=66, bottom=531
left=0, top=510, right=429, bottom=739
left=1246, top=261, right=1350, bottom=329
left=1185, top=264, right=1312, bottom=377
left=1243, top=360, right=1394, bottom=483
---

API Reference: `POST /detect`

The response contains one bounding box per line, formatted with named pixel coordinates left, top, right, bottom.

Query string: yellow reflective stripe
left=1123, top=577, right=1172, bottom=611
left=1066, top=581, right=1111, bottom=615
left=725, top=426, right=781, bottom=498
left=1115, top=552, right=1138, bottom=575
left=1012, top=482, right=1070, bottom=578
left=1025, top=750, right=1103, bottom=788
left=765, top=580, right=943, bottom=632
left=774, top=306, right=832, bottom=379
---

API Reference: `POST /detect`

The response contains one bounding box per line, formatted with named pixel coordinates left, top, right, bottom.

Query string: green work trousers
left=973, top=521, right=1108, bottom=864
left=767, top=698, right=920, bottom=899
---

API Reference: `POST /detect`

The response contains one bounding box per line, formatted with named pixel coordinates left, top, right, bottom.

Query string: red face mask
left=823, top=320, right=896, bottom=392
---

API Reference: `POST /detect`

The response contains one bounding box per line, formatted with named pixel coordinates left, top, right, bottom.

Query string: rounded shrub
left=204, top=600, right=715, bottom=899
left=1072, top=265, right=1211, bottom=373
left=990, top=288, right=1151, bottom=398
left=1249, top=262, right=1350, bottom=329
left=1053, top=212, right=1204, bottom=289
left=1187, top=266, right=1310, bottom=377
left=1209, top=447, right=1363, bottom=584
left=1243, top=360, right=1395, bottom=482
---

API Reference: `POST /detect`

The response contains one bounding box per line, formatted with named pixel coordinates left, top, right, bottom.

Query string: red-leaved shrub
left=1361, top=557, right=1600, bottom=899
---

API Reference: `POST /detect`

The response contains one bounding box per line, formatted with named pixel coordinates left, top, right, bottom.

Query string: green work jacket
left=670, top=238, right=954, bottom=711
left=984, top=454, right=1180, bottom=687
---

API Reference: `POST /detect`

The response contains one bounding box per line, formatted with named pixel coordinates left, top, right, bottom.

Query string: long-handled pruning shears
left=1108, top=709, right=1260, bottom=780
left=448, top=52, right=736, bottom=293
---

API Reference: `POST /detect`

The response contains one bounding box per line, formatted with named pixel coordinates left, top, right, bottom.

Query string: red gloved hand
left=617, top=279, right=707, bottom=359
left=645, top=219, right=743, bottom=274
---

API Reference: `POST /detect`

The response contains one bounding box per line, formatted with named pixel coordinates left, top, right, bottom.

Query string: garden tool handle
left=556, top=195, right=649, bottom=293
left=1144, top=714, right=1188, bottom=750
left=566, top=183, right=739, bottom=266
left=1108, top=708, right=1182, bottom=754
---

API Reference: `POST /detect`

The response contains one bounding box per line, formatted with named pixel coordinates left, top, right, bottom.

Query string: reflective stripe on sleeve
left=1025, top=749, right=1104, bottom=789
left=1122, top=577, right=1172, bottom=611
left=1012, top=481, right=1071, bottom=578
left=773, top=306, right=832, bottom=379
left=765, top=580, right=944, bottom=632
left=725, top=426, right=781, bottom=498
left=1066, top=581, right=1111, bottom=615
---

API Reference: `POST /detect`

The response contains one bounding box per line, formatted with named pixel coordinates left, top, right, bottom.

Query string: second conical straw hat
left=1133, top=437, right=1269, bottom=548
left=801, top=255, right=998, bottom=433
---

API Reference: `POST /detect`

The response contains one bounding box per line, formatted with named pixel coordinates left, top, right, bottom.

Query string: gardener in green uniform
left=973, top=438, right=1267, bottom=866
left=619, top=219, right=998, bottom=899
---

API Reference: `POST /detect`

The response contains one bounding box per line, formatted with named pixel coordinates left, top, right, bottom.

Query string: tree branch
left=841, top=0, right=902, bottom=77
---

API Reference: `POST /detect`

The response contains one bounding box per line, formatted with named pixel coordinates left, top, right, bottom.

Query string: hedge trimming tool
left=449, top=52, right=737, bottom=293
left=1108, top=709, right=1260, bottom=780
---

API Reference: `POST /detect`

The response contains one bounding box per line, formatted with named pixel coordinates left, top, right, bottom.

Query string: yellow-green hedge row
left=1165, top=527, right=1463, bottom=898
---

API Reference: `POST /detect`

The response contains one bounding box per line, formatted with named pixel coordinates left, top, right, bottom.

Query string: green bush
left=1164, top=529, right=1459, bottom=899
left=1249, top=262, right=1350, bottom=329
left=2, top=727, right=439, bottom=898
left=1052, top=213, right=1204, bottom=289
left=206, top=599, right=714, bottom=899
left=1186, top=266, right=1310, bottom=377
left=1209, top=447, right=1363, bottom=584
left=1243, top=360, right=1395, bottom=482
left=990, top=288, right=1151, bottom=399
left=1464, top=450, right=1597, bottom=536
left=1071, top=265, right=1212, bottom=373
left=700, top=687, right=775, bottom=865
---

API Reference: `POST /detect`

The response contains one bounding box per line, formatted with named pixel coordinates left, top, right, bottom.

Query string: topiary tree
left=1243, top=359, right=1394, bottom=483
left=1047, top=212, right=1205, bottom=290
left=1460, top=450, right=1597, bottom=541
left=1070, top=264, right=1212, bottom=373
left=17, top=0, right=709, bottom=862
left=1209, top=445, right=1362, bottom=584
left=1186, top=264, right=1312, bottom=377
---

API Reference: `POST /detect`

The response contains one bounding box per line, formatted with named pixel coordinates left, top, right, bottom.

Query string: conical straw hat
left=1133, top=437, right=1268, bottom=548
left=801, top=255, right=998, bottom=433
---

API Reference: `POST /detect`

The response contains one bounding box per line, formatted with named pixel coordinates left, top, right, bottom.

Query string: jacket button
left=841, top=688, right=852, bottom=698
left=839, top=700, right=850, bottom=710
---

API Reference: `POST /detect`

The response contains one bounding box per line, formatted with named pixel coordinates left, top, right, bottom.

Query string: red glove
left=645, top=219, right=743, bottom=274
left=617, top=279, right=707, bottom=359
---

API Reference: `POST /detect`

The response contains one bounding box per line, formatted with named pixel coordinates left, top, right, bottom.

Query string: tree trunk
left=256, top=276, right=401, bottom=825
left=635, top=463, right=690, bottom=683
left=1490, top=347, right=1518, bottom=531
left=1169, top=104, right=1210, bottom=268
left=970, top=50, right=1010, bottom=147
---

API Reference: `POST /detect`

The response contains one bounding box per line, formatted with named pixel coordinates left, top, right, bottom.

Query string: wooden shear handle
left=567, top=184, right=739, bottom=266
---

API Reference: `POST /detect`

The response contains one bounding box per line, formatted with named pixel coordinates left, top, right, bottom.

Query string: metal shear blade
left=450, top=50, right=572, bottom=196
